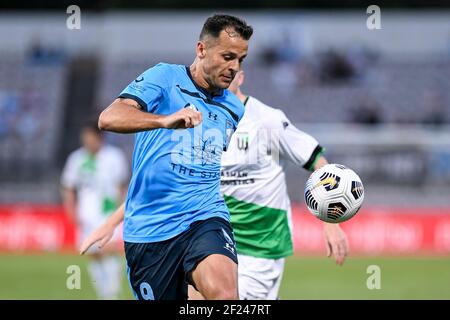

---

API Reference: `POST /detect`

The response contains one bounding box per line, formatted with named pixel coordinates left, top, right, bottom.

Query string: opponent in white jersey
left=61, top=121, right=129, bottom=299
left=222, top=71, right=349, bottom=299
left=78, top=72, right=349, bottom=300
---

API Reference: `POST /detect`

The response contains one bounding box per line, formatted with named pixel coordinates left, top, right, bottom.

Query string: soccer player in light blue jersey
left=96, top=14, right=253, bottom=300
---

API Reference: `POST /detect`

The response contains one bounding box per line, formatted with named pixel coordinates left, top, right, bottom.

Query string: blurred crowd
left=0, top=37, right=449, bottom=193
left=256, top=37, right=450, bottom=125
left=0, top=46, right=67, bottom=183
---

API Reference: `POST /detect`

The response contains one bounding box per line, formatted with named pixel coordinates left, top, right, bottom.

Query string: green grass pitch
left=0, top=253, right=449, bottom=299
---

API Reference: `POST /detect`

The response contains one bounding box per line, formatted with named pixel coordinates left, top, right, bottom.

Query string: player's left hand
left=323, top=223, right=349, bottom=266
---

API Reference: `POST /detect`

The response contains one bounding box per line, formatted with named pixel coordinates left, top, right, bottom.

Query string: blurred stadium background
left=0, top=1, right=449, bottom=299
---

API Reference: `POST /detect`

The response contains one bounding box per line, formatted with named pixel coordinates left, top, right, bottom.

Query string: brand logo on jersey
left=208, top=111, right=218, bottom=121
left=134, top=76, right=144, bottom=83
left=236, top=132, right=249, bottom=151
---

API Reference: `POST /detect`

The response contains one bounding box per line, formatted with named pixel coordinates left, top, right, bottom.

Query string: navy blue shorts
left=124, top=216, right=238, bottom=300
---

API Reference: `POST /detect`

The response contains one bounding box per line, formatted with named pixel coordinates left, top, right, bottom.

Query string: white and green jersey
left=220, top=96, right=324, bottom=259
left=61, top=145, right=129, bottom=228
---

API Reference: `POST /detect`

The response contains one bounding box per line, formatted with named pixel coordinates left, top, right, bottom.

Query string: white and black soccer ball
left=304, top=164, right=364, bottom=223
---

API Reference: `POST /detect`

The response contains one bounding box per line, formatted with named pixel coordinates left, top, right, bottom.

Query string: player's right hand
left=161, top=108, right=202, bottom=129
left=79, top=222, right=115, bottom=255
left=323, top=223, right=349, bottom=266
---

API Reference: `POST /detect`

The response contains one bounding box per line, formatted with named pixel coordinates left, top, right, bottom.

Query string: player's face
left=81, top=129, right=102, bottom=154
left=201, top=29, right=248, bottom=90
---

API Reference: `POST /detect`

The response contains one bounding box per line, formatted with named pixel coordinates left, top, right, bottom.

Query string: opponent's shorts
left=125, top=217, right=238, bottom=300
left=237, top=254, right=285, bottom=300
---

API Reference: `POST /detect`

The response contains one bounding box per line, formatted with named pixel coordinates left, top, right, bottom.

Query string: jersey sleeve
left=276, top=110, right=325, bottom=171
left=118, top=63, right=169, bottom=112
left=61, top=153, right=79, bottom=189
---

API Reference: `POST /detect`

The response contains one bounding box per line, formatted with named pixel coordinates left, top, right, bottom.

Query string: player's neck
left=189, top=63, right=221, bottom=95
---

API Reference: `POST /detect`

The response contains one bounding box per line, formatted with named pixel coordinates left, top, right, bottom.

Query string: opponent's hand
left=323, top=223, right=349, bottom=266
left=161, top=108, right=202, bottom=129
left=79, top=222, right=115, bottom=255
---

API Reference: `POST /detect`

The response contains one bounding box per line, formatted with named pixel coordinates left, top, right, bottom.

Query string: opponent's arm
left=276, top=116, right=349, bottom=265
left=61, top=187, right=77, bottom=225
left=313, top=155, right=328, bottom=171
left=79, top=202, right=125, bottom=255
left=60, top=152, right=80, bottom=225
left=98, top=98, right=202, bottom=133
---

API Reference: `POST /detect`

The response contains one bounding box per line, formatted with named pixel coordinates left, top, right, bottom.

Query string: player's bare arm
left=314, top=156, right=349, bottom=266
left=61, top=187, right=77, bottom=225
left=323, top=222, right=349, bottom=266
left=313, top=156, right=328, bottom=171
left=79, top=202, right=125, bottom=255
left=98, top=98, right=202, bottom=133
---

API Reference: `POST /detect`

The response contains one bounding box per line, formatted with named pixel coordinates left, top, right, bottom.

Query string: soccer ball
left=304, top=164, right=364, bottom=223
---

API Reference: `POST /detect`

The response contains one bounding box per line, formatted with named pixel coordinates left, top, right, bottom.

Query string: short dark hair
left=200, top=14, right=253, bottom=41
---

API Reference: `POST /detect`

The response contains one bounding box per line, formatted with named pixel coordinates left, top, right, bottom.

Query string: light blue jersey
left=118, top=63, right=244, bottom=243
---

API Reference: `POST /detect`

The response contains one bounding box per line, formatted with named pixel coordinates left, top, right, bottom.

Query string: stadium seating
left=1, top=51, right=449, bottom=204
left=0, top=53, right=68, bottom=194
